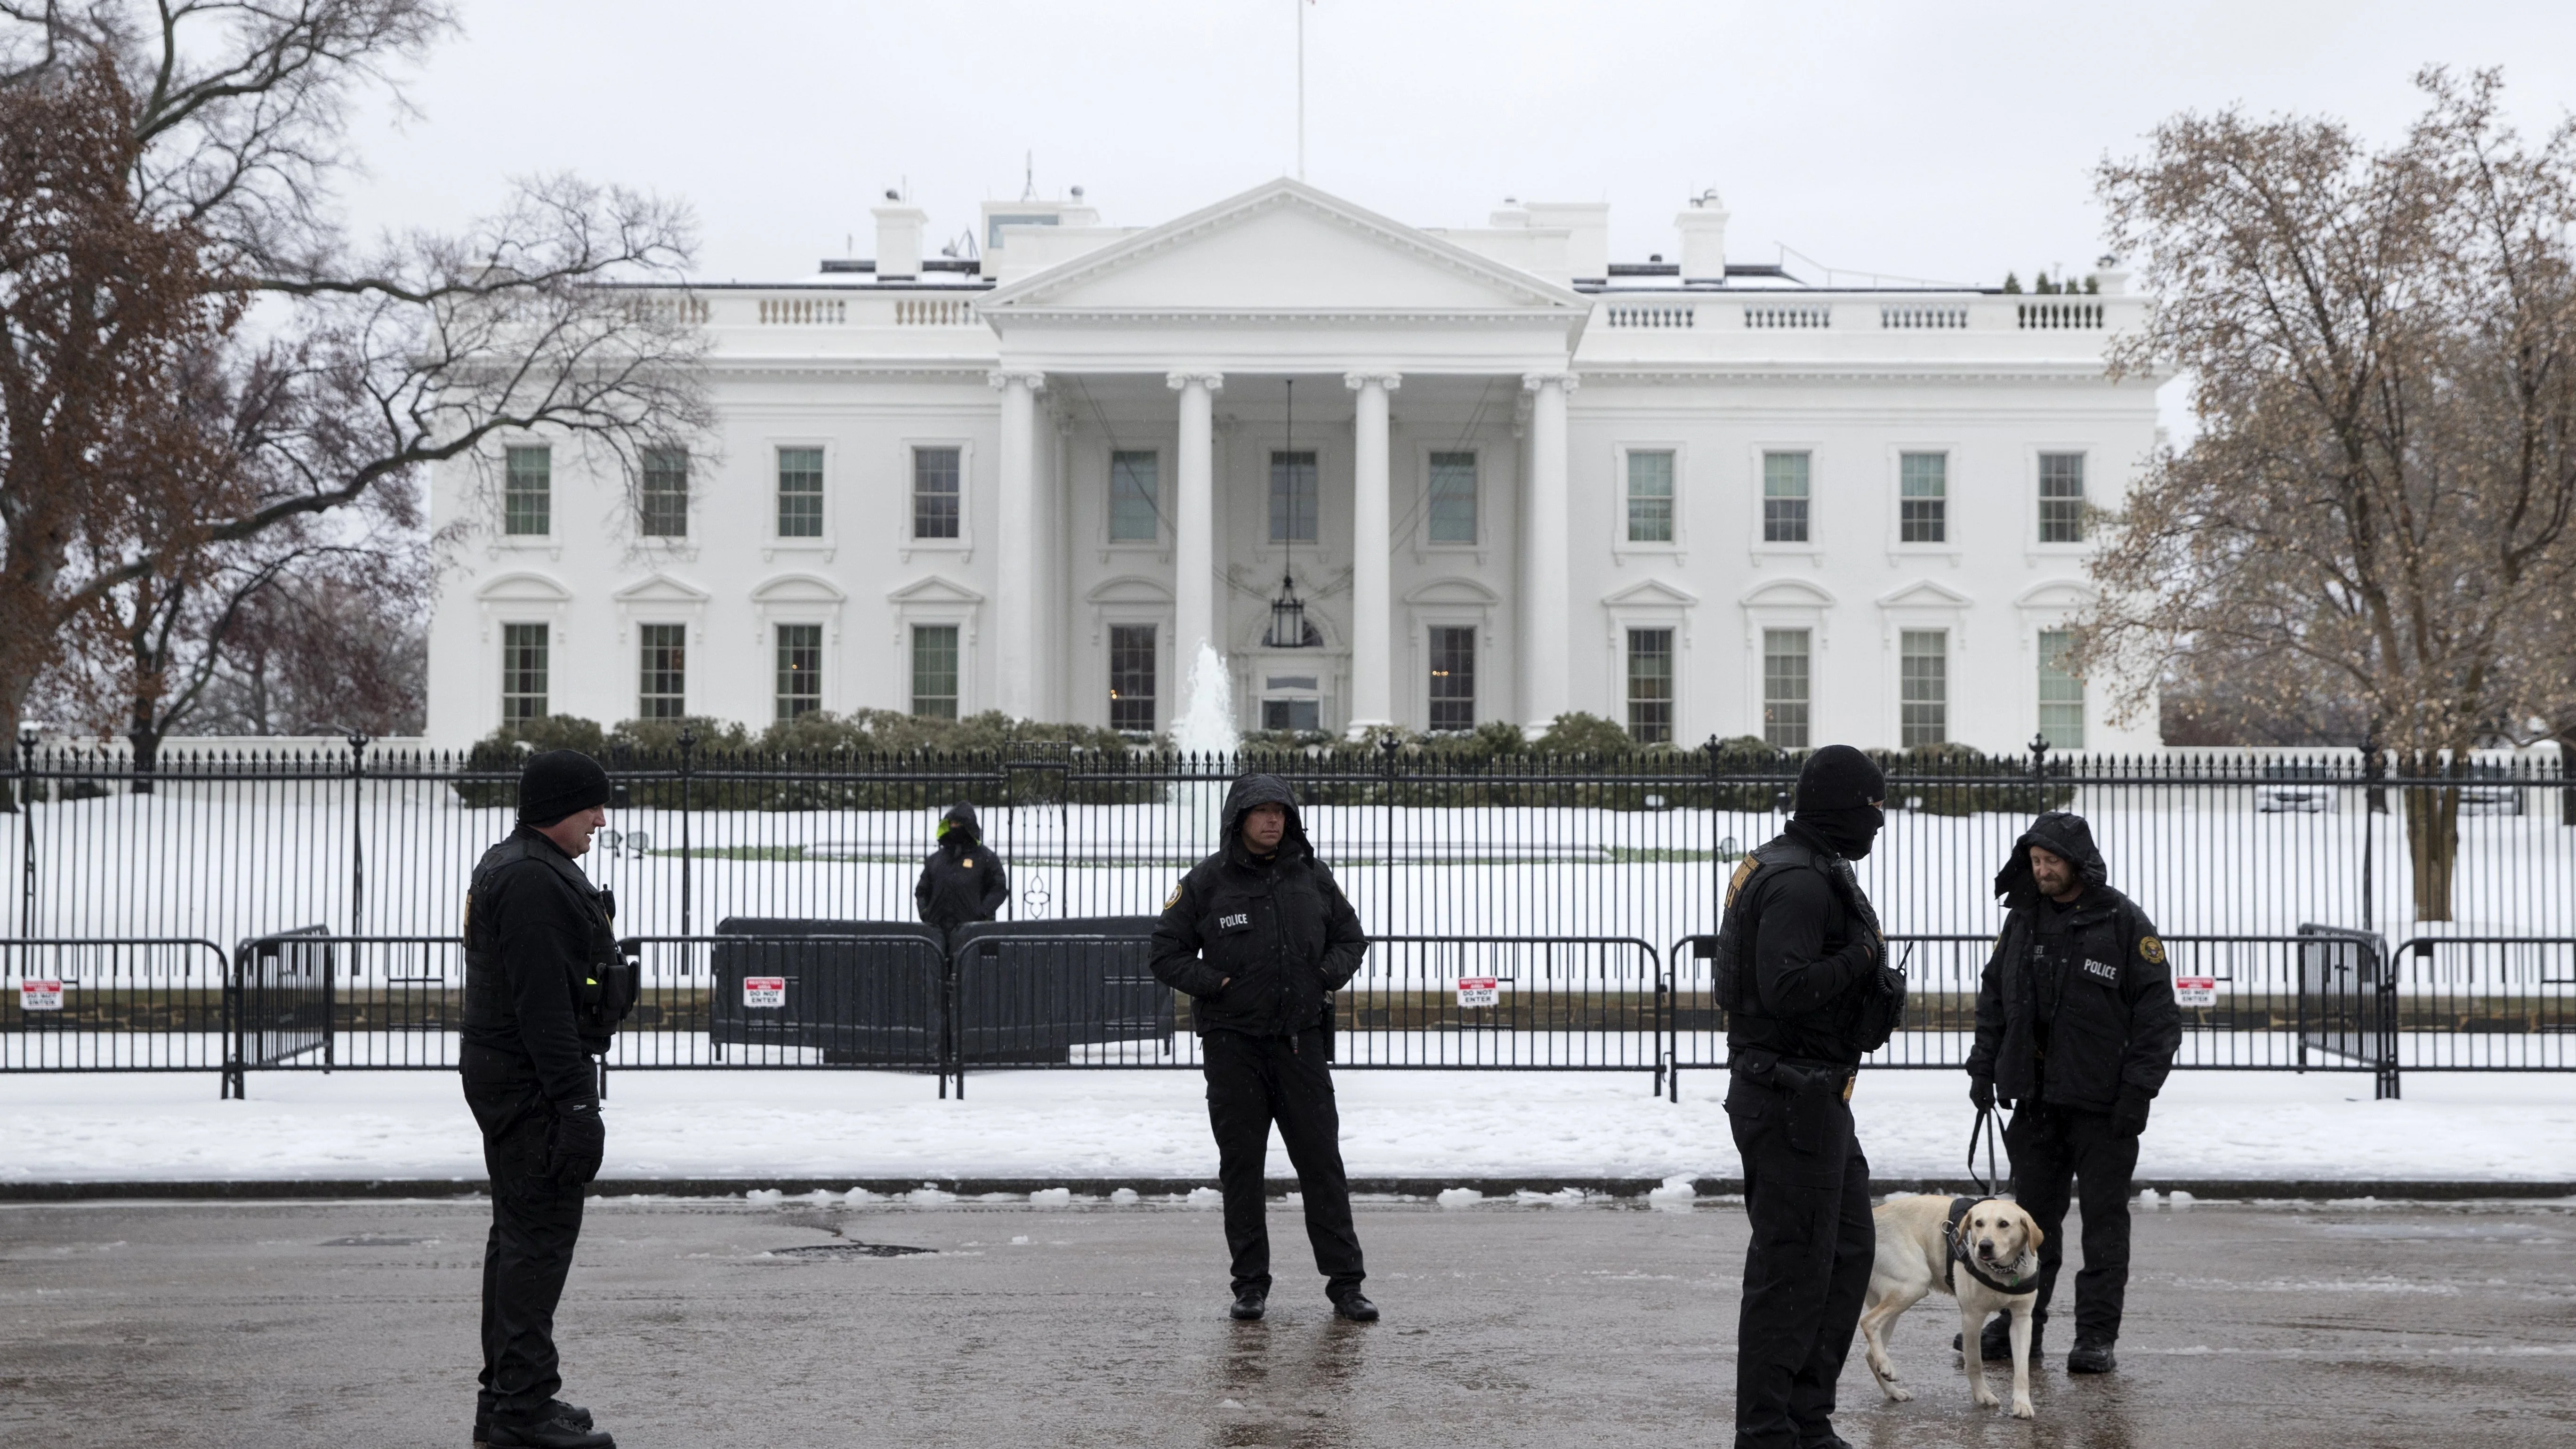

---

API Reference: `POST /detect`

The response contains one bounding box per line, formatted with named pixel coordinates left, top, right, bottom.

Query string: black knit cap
left=1793, top=744, right=1886, bottom=812
left=517, top=749, right=612, bottom=826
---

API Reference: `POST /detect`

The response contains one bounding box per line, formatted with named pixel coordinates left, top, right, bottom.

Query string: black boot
left=486, top=1402, right=613, bottom=1449
left=1332, top=1292, right=1379, bottom=1322
left=1229, top=1288, right=1267, bottom=1321
left=2066, top=1337, right=2117, bottom=1374
left=477, top=1401, right=590, bottom=1448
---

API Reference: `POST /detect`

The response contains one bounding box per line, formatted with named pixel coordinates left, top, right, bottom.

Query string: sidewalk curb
left=3, top=1176, right=2569, bottom=1203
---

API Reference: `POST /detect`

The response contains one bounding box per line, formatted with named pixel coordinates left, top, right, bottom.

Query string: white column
left=990, top=369, right=1046, bottom=718
left=1521, top=371, right=1575, bottom=729
left=1167, top=370, right=1224, bottom=672
left=1344, top=370, right=1401, bottom=733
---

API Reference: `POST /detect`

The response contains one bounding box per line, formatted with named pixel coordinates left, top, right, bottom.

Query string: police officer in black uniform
left=1965, top=811, right=2180, bottom=1375
left=1714, top=744, right=1907, bottom=1449
left=914, top=800, right=1010, bottom=935
left=1150, top=773, right=1375, bottom=1324
left=462, top=749, right=634, bottom=1449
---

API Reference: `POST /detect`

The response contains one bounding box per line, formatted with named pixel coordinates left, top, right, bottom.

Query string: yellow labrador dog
left=1859, top=1193, right=2044, bottom=1420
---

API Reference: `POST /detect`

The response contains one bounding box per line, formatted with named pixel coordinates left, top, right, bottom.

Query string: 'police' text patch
left=1218, top=913, right=1251, bottom=931
left=2082, top=958, right=2119, bottom=983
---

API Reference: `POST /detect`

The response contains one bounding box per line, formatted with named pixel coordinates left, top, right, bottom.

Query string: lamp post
left=18, top=722, right=39, bottom=937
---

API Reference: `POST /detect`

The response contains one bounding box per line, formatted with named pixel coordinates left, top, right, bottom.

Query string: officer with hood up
left=914, top=801, right=1010, bottom=934
left=1713, top=744, right=1908, bottom=1449
left=1150, top=773, right=1373, bottom=1324
left=1964, top=811, right=2180, bottom=1375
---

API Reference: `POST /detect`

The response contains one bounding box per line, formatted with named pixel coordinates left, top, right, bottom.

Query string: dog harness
left=1944, top=1195, right=2033, bottom=1296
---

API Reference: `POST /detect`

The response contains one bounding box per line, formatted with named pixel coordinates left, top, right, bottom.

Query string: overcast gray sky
left=340, top=0, right=2576, bottom=290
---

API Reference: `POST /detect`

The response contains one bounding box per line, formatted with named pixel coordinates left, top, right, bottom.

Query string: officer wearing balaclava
left=1709, top=744, right=1903, bottom=1449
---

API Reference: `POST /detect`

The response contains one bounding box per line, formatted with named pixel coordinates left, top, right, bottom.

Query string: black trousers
left=1726, top=1064, right=1873, bottom=1449
left=1201, top=1028, right=1365, bottom=1298
left=2005, top=1100, right=2139, bottom=1343
left=465, top=1073, right=588, bottom=1418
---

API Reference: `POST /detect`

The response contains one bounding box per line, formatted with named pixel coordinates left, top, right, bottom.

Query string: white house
left=425, top=178, right=2161, bottom=753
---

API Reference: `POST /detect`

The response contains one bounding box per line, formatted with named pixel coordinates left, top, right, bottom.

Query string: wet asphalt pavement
left=2, top=1193, right=2570, bottom=1448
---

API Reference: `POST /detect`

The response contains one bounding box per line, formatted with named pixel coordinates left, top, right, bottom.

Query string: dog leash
left=1968, top=1105, right=2001, bottom=1197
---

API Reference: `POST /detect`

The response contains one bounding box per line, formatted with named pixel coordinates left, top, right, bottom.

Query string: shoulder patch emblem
left=1725, top=854, right=1761, bottom=908
left=1164, top=880, right=1184, bottom=910
left=2139, top=935, right=2165, bottom=966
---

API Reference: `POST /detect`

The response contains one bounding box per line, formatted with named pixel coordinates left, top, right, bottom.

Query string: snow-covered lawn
left=0, top=1065, right=2565, bottom=1186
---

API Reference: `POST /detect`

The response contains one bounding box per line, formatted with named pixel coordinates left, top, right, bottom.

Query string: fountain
left=1170, top=643, right=1239, bottom=856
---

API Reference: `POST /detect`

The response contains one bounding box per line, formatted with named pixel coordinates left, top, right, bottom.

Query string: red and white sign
left=1455, top=976, right=1501, bottom=1008
left=19, top=980, right=64, bottom=1012
left=742, top=976, right=786, bottom=1008
left=2174, top=975, right=2219, bottom=1008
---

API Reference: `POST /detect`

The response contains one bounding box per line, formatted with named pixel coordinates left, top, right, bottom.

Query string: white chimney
left=1675, top=193, right=1729, bottom=283
left=1526, top=202, right=1610, bottom=282
left=874, top=205, right=926, bottom=279
left=2093, top=253, right=2131, bottom=296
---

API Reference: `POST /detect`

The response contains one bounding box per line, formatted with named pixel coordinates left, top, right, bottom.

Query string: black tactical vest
left=1712, top=834, right=1907, bottom=1061
left=462, top=834, right=637, bottom=1054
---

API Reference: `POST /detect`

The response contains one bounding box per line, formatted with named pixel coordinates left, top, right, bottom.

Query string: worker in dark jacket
left=1150, top=773, right=1374, bottom=1324
left=914, top=801, right=1010, bottom=934
left=460, top=750, right=624, bottom=1449
left=1716, top=744, right=1905, bottom=1449
left=1965, top=811, right=2181, bottom=1376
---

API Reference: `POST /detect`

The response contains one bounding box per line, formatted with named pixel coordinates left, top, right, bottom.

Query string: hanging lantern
left=1266, top=569, right=1316, bottom=648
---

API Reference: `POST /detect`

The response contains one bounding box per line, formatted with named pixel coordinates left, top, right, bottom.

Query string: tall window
left=640, top=448, right=689, bottom=537
left=1900, top=629, right=1948, bottom=746
left=774, top=624, right=822, bottom=720
left=1763, top=451, right=1811, bottom=543
left=638, top=624, right=686, bottom=719
left=1763, top=628, right=1811, bottom=749
left=501, top=623, right=548, bottom=724
left=1108, top=624, right=1156, bottom=732
left=2038, top=452, right=2085, bottom=544
left=1626, top=628, right=1674, bottom=743
left=1900, top=451, right=1948, bottom=543
left=913, top=446, right=961, bottom=539
left=776, top=447, right=824, bottom=538
left=911, top=624, right=959, bottom=719
left=1427, top=451, right=1477, bottom=544
left=1626, top=450, right=1674, bottom=543
left=1428, top=626, right=1476, bottom=730
left=1269, top=450, right=1318, bottom=543
left=1263, top=698, right=1320, bottom=732
left=2037, top=629, right=2085, bottom=749
left=1109, top=451, right=1159, bottom=543
left=503, top=446, right=551, bottom=536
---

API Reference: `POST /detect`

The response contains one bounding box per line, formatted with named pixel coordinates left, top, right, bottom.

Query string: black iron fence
left=5, top=741, right=2572, bottom=1095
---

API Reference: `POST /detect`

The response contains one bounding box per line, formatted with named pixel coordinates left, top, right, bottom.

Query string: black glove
left=546, top=1100, right=605, bottom=1186
left=2111, top=1091, right=2151, bottom=1137
left=1969, top=1077, right=1996, bottom=1113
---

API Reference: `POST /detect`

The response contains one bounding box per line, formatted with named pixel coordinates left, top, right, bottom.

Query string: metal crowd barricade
left=1662, top=932, right=2412, bottom=1099
left=1, top=937, right=232, bottom=1075
left=2388, top=936, right=2576, bottom=1077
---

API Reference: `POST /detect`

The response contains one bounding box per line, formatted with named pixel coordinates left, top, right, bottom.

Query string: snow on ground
left=0, top=1066, right=2566, bottom=1186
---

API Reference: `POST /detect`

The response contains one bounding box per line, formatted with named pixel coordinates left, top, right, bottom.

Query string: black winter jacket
left=1966, top=812, right=2182, bottom=1113
left=915, top=802, right=1010, bottom=932
left=1149, top=774, right=1368, bottom=1039
left=1720, top=823, right=1889, bottom=1067
left=460, top=826, right=616, bottom=1107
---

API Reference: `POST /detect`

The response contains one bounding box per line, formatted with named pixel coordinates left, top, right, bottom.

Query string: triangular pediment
left=612, top=572, right=710, bottom=605
left=1602, top=577, right=1700, bottom=608
left=885, top=574, right=981, bottom=606
left=980, top=180, right=1587, bottom=317
left=1876, top=579, right=1975, bottom=610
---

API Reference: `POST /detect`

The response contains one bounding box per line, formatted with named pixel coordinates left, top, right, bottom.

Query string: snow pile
left=1435, top=1187, right=1483, bottom=1208
left=0, top=1068, right=2566, bottom=1185
left=1029, top=1187, right=1073, bottom=1207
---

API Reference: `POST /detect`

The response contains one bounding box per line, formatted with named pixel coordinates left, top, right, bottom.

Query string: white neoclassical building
left=425, top=179, right=2162, bottom=752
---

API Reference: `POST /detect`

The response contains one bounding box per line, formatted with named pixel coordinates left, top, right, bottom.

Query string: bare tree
left=0, top=3, right=708, bottom=799
left=2086, top=69, right=2576, bottom=919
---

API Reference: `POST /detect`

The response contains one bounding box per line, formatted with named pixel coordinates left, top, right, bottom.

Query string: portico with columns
left=971, top=180, right=1593, bottom=735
